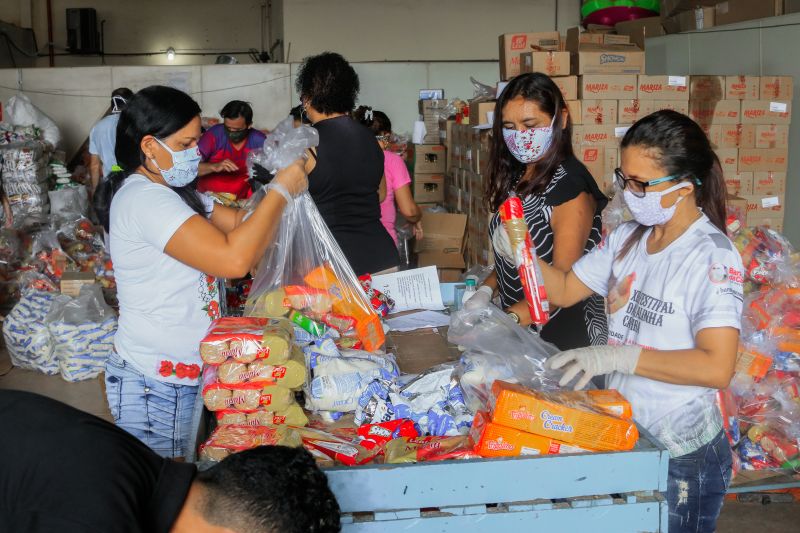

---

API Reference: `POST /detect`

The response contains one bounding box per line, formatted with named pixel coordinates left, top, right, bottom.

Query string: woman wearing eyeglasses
left=468, top=73, right=609, bottom=351
left=539, top=110, right=743, bottom=533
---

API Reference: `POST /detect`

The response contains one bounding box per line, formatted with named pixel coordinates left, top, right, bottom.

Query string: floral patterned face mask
left=502, top=115, right=556, bottom=164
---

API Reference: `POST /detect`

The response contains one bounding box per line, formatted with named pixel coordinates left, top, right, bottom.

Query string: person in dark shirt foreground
left=0, top=390, right=341, bottom=533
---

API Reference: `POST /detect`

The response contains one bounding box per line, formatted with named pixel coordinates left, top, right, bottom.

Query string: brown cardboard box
left=566, top=100, right=582, bottom=124
left=726, top=76, right=760, bottom=100
left=469, top=101, right=496, bottom=127
left=715, top=1, right=783, bottom=27
left=705, top=124, right=756, bottom=149
left=581, top=100, right=618, bottom=125
left=565, top=27, right=603, bottom=51
left=636, top=75, right=690, bottom=100
left=689, top=100, right=741, bottom=127
left=437, top=269, right=464, bottom=283
left=752, top=125, right=790, bottom=149
left=752, top=171, right=787, bottom=195
left=652, top=100, right=690, bottom=114
left=575, top=145, right=605, bottom=187
left=415, top=212, right=467, bottom=254
left=663, top=7, right=716, bottom=33
left=601, top=147, right=619, bottom=193
left=618, top=99, right=655, bottom=124
left=760, top=76, right=794, bottom=101
left=740, top=100, right=792, bottom=125
left=499, top=32, right=561, bottom=80
left=418, top=251, right=466, bottom=270
left=742, top=194, right=785, bottom=220
left=60, top=271, right=96, bottom=298
left=715, top=148, right=740, bottom=175
left=690, top=76, right=726, bottom=100
left=572, top=44, right=645, bottom=75
left=580, top=75, right=638, bottom=100
left=553, top=75, right=579, bottom=100
left=520, top=51, right=571, bottom=77
left=746, top=215, right=784, bottom=232
left=738, top=148, right=789, bottom=173
left=725, top=172, right=754, bottom=196
left=572, top=125, right=620, bottom=147
left=413, top=174, right=445, bottom=203
left=419, top=99, right=448, bottom=113
left=614, top=17, right=666, bottom=49
left=661, top=0, right=719, bottom=18
left=409, top=145, right=447, bottom=174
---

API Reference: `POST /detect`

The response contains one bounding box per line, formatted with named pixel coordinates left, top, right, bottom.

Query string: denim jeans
left=104, top=352, right=198, bottom=458
left=668, top=430, right=732, bottom=533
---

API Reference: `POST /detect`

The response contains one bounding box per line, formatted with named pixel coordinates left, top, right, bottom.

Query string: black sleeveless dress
left=309, top=116, right=399, bottom=276
left=488, top=155, right=609, bottom=350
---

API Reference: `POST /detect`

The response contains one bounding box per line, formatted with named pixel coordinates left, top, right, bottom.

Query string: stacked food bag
left=0, top=140, right=51, bottom=224
left=722, top=226, right=800, bottom=475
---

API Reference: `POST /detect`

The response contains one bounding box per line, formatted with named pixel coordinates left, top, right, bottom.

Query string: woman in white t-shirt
left=94, top=86, right=307, bottom=458
left=536, top=110, right=743, bottom=533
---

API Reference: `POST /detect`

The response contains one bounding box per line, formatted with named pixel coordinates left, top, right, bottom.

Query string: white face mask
left=623, top=182, right=692, bottom=226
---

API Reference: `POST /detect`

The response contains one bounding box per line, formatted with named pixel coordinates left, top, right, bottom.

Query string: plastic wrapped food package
left=198, top=424, right=302, bottom=462
left=293, top=426, right=382, bottom=467
left=383, top=435, right=479, bottom=464
left=2, top=289, right=58, bottom=374
left=201, top=365, right=298, bottom=412
left=215, top=403, right=309, bottom=427
left=471, top=410, right=592, bottom=458
left=199, top=317, right=293, bottom=365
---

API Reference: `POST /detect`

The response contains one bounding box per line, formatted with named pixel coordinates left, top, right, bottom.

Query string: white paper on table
left=372, top=266, right=445, bottom=312
left=385, top=310, right=451, bottom=332
left=412, top=121, right=427, bottom=144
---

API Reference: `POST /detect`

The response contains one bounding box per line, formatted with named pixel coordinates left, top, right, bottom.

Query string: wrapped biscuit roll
left=199, top=340, right=229, bottom=365
left=218, top=361, right=249, bottom=385
left=258, top=385, right=296, bottom=411
left=261, top=322, right=292, bottom=362
left=230, top=339, right=259, bottom=364
left=246, top=403, right=308, bottom=427
left=231, top=389, right=262, bottom=411
left=203, top=388, right=233, bottom=411
left=199, top=446, right=230, bottom=462
left=218, top=411, right=248, bottom=425
left=263, top=288, right=290, bottom=317
left=248, top=359, right=305, bottom=389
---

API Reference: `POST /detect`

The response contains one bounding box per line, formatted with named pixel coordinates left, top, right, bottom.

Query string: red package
left=357, top=419, right=420, bottom=447
left=384, top=436, right=480, bottom=464
left=294, top=426, right=381, bottom=467
left=499, top=194, right=550, bottom=325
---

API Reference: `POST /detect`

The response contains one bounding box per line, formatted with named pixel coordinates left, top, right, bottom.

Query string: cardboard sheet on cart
left=387, top=326, right=458, bottom=375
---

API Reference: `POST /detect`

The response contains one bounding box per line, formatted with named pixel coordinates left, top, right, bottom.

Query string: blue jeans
left=668, top=430, right=732, bottom=533
left=104, top=352, right=198, bottom=458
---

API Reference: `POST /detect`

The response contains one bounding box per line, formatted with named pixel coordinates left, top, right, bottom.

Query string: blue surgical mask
left=151, top=138, right=201, bottom=187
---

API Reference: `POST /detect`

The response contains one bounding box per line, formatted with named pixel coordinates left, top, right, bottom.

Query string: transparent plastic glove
left=272, top=159, right=308, bottom=197
left=547, top=345, right=641, bottom=391
left=492, top=224, right=514, bottom=263
left=464, top=285, right=492, bottom=311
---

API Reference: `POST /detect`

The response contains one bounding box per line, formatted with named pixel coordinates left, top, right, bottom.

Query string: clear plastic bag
left=2, top=288, right=58, bottom=374
left=48, top=186, right=89, bottom=222
left=448, top=304, right=561, bottom=412
left=5, top=94, right=61, bottom=148
left=247, top=118, right=319, bottom=175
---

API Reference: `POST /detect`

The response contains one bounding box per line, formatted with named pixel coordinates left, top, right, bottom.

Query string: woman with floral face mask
left=93, top=86, right=307, bottom=458
left=466, top=73, right=609, bottom=351
left=538, top=110, right=742, bottom=533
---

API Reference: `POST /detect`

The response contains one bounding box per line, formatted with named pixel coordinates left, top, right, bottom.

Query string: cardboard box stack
left=689, top=75, right=793, bottom=231
left=661, top=1, right=786, bottom=34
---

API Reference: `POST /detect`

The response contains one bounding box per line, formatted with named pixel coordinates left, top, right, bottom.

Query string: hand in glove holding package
left=548, top=345, right=642, bottom=390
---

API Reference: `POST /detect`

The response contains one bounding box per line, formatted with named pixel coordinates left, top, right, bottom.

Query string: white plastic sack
left=2, top=289, right=58, bottom=375
left=5, top=94, right=61, bottom=148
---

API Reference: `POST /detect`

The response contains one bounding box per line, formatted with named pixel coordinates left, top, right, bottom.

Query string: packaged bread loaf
left=200, top=317, right=292, bottom=366
left=202, top=365, right=297, bottom=412
left=198, top=424, right=302, bottom=462
left=215, top=403, right=309, bottom=427
left=216, top=358, right=305, bottom=389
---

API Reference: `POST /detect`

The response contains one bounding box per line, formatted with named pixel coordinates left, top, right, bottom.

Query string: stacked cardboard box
left=690, top=75, right=793, bottom=231
left=419, top=98, right=447, bottom=144
left=661, top=1, right=785, bottom=33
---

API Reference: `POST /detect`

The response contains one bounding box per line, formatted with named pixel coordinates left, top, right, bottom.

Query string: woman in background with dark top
left=296, top=52, right=399, bottom=276
left=465, top=73, right=608, bottom=351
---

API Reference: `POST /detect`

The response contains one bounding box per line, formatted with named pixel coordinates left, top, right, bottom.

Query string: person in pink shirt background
left=354, top=106, right=423, bottom=245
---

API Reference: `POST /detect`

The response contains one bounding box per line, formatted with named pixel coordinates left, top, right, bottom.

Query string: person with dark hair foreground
left=197, top=100, right=267, bottom=199
left=0, top=390, right=341, bottom=533
left=93, top=86, right=306, bottom=459
left=296, top=52, right=399, bottom=276
left=539, top=110, right=743, bottom=533
left=467, top=73, right=608, bottom=351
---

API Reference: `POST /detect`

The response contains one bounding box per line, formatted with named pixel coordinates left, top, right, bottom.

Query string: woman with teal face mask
left=93, top=86, right=307, bottom=459
left=466, top=73, right=609, bottom=353
left=538, top=110, right=742, bottom=533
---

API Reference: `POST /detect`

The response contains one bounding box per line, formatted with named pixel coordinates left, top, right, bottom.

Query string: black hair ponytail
left=93, top=85, right=207, bottom=232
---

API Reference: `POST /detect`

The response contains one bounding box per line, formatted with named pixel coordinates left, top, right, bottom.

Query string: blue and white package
left=2, top=289, right=58, bottom=375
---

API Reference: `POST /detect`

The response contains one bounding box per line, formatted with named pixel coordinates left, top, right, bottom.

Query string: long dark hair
left=353, top=105, right=391, bottom=134
left=94, top=85, right=207, bottom=232
left=487, top=73, right=573, bottom=211
left=617, top=109, right=727, bottom=260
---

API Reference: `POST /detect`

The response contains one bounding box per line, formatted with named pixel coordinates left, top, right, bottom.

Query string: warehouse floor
left=1, top=347, right=799, bottom=530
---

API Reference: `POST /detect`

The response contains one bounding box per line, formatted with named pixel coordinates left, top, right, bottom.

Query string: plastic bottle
left=461, top=277, right=477, bottom=307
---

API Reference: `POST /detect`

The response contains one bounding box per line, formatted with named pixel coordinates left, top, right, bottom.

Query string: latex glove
left=492, top=224, right=515, bottom=263
left=413, top=220, right=424, bottom=240
left=464, top=285, right=493, bottom=311
left=547, top=345, right=641, bottom=390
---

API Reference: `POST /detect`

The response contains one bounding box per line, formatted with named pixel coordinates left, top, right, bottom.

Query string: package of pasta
left=244, top=189, right=385, bottom=352
left=489, top=381, right=639, bottom=452
left=198, top=424, right=302, bottom=462
left=202, top=366, right=298, bottom=412
left=200, top=317, right=293, bottom=365
left=383, top=435, right=480, bottom=464
left=215, top=403, right=309, bottom=427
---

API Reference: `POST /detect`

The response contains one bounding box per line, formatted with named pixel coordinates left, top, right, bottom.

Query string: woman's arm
left=208, top=203, right=247, bottom=234
left=394, top=184, right=421, bottom=223
left=164, top=161, right=306, bottom=279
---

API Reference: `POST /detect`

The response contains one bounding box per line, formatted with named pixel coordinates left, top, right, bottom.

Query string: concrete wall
left=645, top=12, right=800, bottom=245
left=282, top=0, right=580, bottom=62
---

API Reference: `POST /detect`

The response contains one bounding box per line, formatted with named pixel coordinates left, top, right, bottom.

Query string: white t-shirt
left=110, top=174, right=219, bottom=385
left=572, top=215, right=744, bottom=457
left=88, top=114, right=120, bottom=177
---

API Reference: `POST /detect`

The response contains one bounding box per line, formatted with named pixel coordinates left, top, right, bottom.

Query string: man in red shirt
left=197, top=100, right=267, bottom=199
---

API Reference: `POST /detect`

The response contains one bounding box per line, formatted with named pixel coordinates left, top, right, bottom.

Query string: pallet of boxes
left=688, top=75, right=792, bottom=232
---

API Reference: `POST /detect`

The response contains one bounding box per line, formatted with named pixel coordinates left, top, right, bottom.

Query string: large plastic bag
left=49, top=186, right=89, bottom=222
left=448, top=304, right=562, bottom=411
left=247, top=117, right=319, bottom=176
left=2, top=288, right=58, bottom=374
left=244, top=123, right=383, bottom=352
left=5, top=94, right=61, bottom=148
left=0, top=140, right=51, bottom=225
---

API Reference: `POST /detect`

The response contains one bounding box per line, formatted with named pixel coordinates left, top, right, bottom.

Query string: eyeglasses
left=614, top=168, right=689, bottom=198
left=375, top=135, right=391, bottom=143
